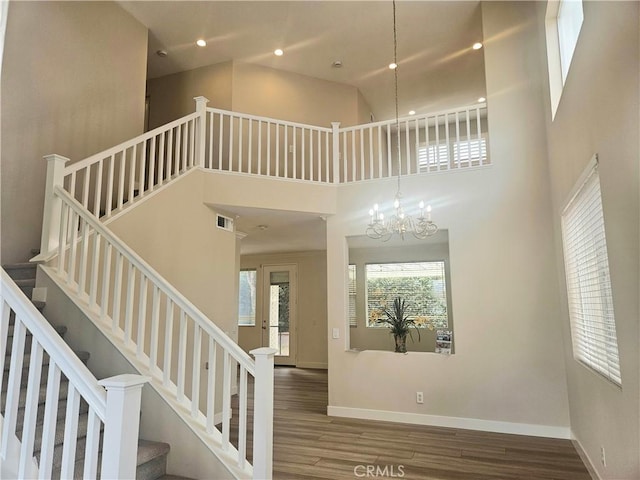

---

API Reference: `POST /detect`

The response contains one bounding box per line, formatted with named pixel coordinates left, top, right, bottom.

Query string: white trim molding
left=327, top=405, right=571, bottom=439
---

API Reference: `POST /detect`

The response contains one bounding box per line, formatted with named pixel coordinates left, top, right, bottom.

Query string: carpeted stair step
left=16, top=391, right=90, bottom=431
left=13, top=278, right=36, bottom=299
left=70, top=439, right=178, bottom=480
left=0, top=376, right=71, bottom=413
left=33, top=410, right=93, bottom=472
left=3, top=351, right=89, bottom=385
left=3, top=262, right=37, bottom=280
left=6, top=325, right=67, bottom=356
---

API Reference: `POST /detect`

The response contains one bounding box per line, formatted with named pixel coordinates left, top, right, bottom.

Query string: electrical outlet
left=289, top=144, right=294, bottom=153
left=416, top=392, right=424, bottom=404
left=600, top=446, right=606, bottom=467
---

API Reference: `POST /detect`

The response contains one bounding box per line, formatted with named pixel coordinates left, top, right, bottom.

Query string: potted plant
left=376, top=297, right=421, bottom=353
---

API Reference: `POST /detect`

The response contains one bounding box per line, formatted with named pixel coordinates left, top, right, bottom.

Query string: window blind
left=561, top=165, right=621, bottom=385
left=348, top=265, right=357, bottom=327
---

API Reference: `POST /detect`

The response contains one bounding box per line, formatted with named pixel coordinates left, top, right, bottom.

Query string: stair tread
left=14, top=278, right=36, bottom=287
left=137, top=439, right=171, bottom=466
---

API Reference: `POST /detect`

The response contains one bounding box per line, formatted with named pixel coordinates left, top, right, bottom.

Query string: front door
left=262, top=264, right=297, bottom=366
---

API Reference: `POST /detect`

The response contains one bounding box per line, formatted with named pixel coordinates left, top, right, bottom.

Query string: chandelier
left=366, top=0, right=438, bottom=242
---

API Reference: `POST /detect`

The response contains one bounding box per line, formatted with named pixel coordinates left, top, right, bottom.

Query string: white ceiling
left=118, top=1, right=486, bottom=255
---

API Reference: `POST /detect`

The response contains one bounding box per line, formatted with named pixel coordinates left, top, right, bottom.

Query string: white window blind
left=561, top=163, right=621, bottom=385
left=348, top=264, right=357, bottom=327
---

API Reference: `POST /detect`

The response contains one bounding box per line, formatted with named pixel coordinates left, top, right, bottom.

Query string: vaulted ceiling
left=117, top=1, right=487, bottom=254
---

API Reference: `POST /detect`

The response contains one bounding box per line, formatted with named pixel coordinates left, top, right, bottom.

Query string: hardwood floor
left=233, top=367, right=590, bottom=480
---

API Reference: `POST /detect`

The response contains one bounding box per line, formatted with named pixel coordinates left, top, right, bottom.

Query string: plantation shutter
left=348, top=265, right=357, bottom=327
left=561, top=162, right=621, bottom=385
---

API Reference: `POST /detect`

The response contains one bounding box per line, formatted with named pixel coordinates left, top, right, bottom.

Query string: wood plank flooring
left=232, top=367, right=590, bottom=480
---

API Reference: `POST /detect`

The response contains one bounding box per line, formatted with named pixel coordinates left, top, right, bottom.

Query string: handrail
left=51, top=184, right=272, bottom=476
left=207, top=107, right=333, bottom=132
left=64, top=113, right=200, bottom=175
left=1, top=268, right=107, bottom=416
left=53, top=186, right=255, bottom=373
left=1, top=269, right=147, bottom=479
left=338, top=102, right=488, bottom=132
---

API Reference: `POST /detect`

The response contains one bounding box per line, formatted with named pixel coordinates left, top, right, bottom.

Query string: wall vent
left=216, top=214, right=234, bottom=232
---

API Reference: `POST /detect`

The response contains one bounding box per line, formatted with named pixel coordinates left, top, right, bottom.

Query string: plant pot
left=394, top=334, right=407, bottom=353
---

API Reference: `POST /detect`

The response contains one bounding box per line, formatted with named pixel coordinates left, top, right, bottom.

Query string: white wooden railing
left=39, top=97, right=489, bottom=258
left=204, top=108, right=334, bottom=182
left=49, top=186, right=275, bottom=479
left=336, top=104, right=488, bottom=183
left=0, top=268, right=148, bottom=479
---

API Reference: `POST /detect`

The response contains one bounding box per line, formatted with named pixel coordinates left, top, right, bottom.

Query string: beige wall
left=145, top=59, right=372, bottom=131
left=538, top=1, right=639, bottom=477
left=231, top=62, right=364, bottom=128
left=326, top=1, right=571, bottom=434
left=146, top=61, right=233, bottom=129
left=1, top=1, right=147, bottom=263
left=108, top=171, right=239, bottom=341
left=238, top=251, right=328, bottom=369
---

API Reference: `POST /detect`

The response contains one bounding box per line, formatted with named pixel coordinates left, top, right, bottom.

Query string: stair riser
left=136, top=453, right=168, bottom=480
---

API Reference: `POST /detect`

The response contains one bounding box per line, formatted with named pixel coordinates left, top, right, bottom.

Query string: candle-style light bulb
left=426, top=204, right=432, bottom=221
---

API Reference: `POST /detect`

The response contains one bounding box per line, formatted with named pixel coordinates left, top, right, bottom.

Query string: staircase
left=1, top=262, right=190, bottom=479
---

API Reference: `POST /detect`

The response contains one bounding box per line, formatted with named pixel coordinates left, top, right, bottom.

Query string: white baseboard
left=296, top=361, right=328, bottom=369
left=327, top=405, right=572, bottom=439
left=571, top=432, right=602, bottom=480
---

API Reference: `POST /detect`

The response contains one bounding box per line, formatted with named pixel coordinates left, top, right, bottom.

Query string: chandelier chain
left=365, top=0, right=438, bottom=241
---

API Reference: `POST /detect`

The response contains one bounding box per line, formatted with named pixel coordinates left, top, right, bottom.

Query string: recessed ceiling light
left=472, top=42, right=483, bottom=50
left=478, top=96, right=486, bottom=103
left=156, top=49, right=168, bottom=58
left=196, top=39, right=207, bottom=47
left=332, top=60, right=343, bottom=68
left=274, top=49, right=284, bottom=56
left=388, top=62, right=398, bottom=70
left=409, top=110, right=416, bottom=115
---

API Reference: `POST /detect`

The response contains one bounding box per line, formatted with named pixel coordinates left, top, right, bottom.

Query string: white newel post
left=331, top=122, right=341, bottom=184
left=39, top=154, right=69, bottom=259
left=250, top=347, right=277, bottom=480
left=194, top=96, right=209, bottom=168
left=99, top=374, right=150, bottom=480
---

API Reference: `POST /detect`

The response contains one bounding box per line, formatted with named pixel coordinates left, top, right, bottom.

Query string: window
left=557, top=0, right=584, bottom=83
left=366, top=261, right=448, bottom=329
left=418, top=137, right=487, bottom=171
left=348, top=264, right=357, bottom=327
left=561, top=159, right=621, bottom=385
left=238, top=269, right=257, bottom=326
left=546, top=0, right=584, bottom=119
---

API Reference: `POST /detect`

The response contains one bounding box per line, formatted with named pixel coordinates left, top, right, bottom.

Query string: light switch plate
left=332, top=328, right=340, bottom=339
